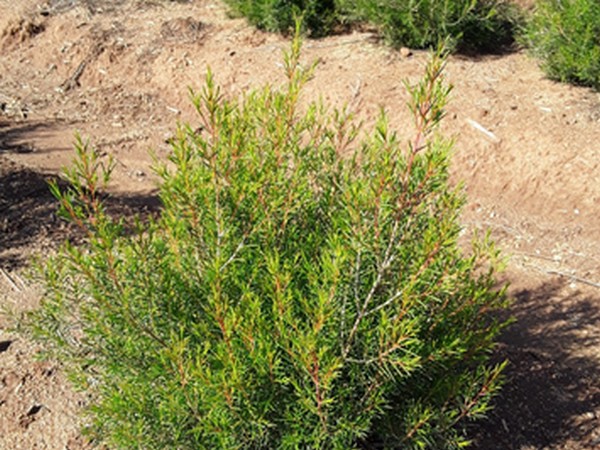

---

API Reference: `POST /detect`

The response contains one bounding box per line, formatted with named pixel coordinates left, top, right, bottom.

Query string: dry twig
left=0, top=268, right=22, bottom=292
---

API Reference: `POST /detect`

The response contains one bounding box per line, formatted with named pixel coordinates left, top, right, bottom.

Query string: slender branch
left=309, top=351, right=329, bottom=433
left=450, top=366, right=503, bottom=428
left=343, top=219, right=401, bottom=358
left=365, top=288, right=405, bottom=318
left=220, top=236, right=246, bottom=272
left=346, top=336, right=411, bottom=365
left=353, top=251, right=362, bottom=311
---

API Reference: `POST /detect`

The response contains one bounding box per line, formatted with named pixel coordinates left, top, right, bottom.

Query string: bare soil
left=0, top=1, right=599, bottom=449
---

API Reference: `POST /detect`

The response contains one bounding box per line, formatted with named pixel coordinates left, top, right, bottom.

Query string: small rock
left=400, top=47, right=412, bottom=58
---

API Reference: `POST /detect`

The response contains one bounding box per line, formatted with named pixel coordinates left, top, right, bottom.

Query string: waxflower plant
left=26, top=31, right=508, bottom=449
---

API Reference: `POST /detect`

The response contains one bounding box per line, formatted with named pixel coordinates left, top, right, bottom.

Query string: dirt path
left=1, top=1, right=599, bottom=448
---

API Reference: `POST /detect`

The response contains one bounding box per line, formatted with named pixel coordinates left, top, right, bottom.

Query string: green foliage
left=225, top=0, right=519, bottom=52
left=25, top=35, right=508, bottom=449
left=522, top=0, right=600, bottom=90
left=337, top=0, right=519, bottom=51
left=224, top=0, right=337, bottom=37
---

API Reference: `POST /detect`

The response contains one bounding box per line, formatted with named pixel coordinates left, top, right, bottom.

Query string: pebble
left=400, top=47, right=412, bottom=58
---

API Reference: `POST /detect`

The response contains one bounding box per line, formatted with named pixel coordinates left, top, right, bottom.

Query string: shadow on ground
left=0, top=155, right=160, bottom=269
left=0, top=119, right=74, bottom=154
left=469, top=277, right=600, bottom=449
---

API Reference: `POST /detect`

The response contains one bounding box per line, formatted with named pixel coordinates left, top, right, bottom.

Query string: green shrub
left=225, top=0, right=519, bottom=52
left=25, top=35, right=508, bottom=449
left=523, top=0, right=600, bottom=90
left=224, top=0, right=337, bottom=37
left=337, top=0, right=519, bottom=51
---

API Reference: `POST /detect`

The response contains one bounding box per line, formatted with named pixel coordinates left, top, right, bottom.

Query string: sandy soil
left=0, top=0, right=598, bottom=448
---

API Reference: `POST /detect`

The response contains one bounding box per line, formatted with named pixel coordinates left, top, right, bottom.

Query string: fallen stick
left=467, top=118, right=500, bottom=142
left=59, top=42, right=105, bottom=93
left=544, top=269, right=600, bottom=289
left=528, top=264, right=600, bottom=289
left=0, top=268, right=21, bottom=292
left=513, top=251, right=556, bottom=262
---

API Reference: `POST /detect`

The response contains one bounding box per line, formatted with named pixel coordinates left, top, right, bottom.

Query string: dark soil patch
left=470, top=277, right=600, bottom=449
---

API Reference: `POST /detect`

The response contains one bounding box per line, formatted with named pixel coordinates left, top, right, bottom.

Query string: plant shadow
left=0, top=156, right=161, bottom=269
left=469, top=276, right=600, bottom=449
left=0, top=119, right=75, bottom=155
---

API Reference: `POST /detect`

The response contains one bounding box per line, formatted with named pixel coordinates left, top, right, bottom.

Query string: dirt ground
left=0, top=0, right=598, bottom=449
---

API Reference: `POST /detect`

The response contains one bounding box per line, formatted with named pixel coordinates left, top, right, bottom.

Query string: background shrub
left=226, top=0, right=519, bottom=52
left=523, top=0, right=600, bottom=90
left=224, top=0, right=338, bottom=37
left=337, top=0, right=519, bottom=52
left=25, top=36, right=508, bottom=449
